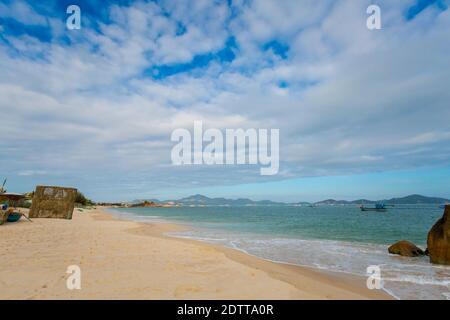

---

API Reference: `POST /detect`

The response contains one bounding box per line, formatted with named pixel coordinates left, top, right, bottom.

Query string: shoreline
left=108, top=208, right=396, bottom=299
left=0, top=207, right=392, bottom=299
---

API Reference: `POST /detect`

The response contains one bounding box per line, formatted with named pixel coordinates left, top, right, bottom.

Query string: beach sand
left=0, top=207, right=392, bottom=300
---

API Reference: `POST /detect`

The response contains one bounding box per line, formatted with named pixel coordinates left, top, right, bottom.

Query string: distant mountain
left=129, top=194, right=449, bottom=207
left=314, top=195, right=449, bottom=205
left=314, top=199, right=352, bottom=205
left=175, top=194, right=285, bottom=206
left=293, top=201, right=312, bottom=206
left=381, top=194, right=450, bottom=205
left=130, top=198, right=161, bottom=204
left=351, top=199, right=377, bottom=204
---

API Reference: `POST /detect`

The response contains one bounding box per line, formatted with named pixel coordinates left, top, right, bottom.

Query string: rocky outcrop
left=427, top=205, right=450, bottom=265
left=388, top=240, right=425, bottom=257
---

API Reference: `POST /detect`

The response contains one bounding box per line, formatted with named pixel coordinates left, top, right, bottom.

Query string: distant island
left=123, top=194, right=449, bottom=208
left=130, top=201, right=179, bottom=208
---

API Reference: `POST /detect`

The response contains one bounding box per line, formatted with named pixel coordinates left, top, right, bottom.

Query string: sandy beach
left=0, top=207, right=391, bottom=300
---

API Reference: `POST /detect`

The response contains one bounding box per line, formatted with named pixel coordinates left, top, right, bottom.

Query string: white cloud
left=0, top=0, right=47, bottom=26
left=18, top=170, right=48, bottom=176
left=0, top=0, right=449, bottom=199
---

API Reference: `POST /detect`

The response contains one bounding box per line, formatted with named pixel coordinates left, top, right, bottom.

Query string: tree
left=75, top=191, right=94, bottom=206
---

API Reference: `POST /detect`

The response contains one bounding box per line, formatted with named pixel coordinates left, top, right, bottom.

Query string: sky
left=0, top=0, right=449, bottom=202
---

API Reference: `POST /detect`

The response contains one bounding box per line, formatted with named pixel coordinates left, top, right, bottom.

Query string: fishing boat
left=359, top=203, right=388, bottom=212
left=0, top=192, right=31, bottom=223
left=0, top=192, right=26, bottom=204
left=7, top=212, right=22, bottom=222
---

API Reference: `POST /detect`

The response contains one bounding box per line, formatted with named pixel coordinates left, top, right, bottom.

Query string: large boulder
left=427, top=205, right=450, bottom=265
left=388, top=240, right=425, bottom=257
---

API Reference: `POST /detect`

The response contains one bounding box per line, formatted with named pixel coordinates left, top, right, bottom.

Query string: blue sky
left=1, top=0, right=450, bottom=202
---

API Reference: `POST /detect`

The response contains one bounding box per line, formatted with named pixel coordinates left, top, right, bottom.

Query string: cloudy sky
left=0, top=0, right=449, bottom=202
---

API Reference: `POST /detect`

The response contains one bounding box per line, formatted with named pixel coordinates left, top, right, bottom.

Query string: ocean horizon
left=110, top=205, right=450, bottom=300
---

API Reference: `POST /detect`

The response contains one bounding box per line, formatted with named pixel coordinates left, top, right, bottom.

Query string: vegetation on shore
left=75, top=191, right=95, bottom=206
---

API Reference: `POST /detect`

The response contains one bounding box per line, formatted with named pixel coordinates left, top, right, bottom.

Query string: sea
left=109, top=204, right=450, bottom=300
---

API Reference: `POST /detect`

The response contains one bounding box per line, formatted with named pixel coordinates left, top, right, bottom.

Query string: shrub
left=75, top=191, right=94, bottom=206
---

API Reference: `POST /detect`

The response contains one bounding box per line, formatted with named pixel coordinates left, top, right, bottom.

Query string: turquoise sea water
left=110, top=205, right=450, bottom=300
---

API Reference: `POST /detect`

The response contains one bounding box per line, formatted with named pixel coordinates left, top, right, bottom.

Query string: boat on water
left=359, top=203, right=388, bottom=212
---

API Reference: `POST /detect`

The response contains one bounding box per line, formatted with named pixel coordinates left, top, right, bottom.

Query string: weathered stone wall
left=29, top=186, right=77, bottom=219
